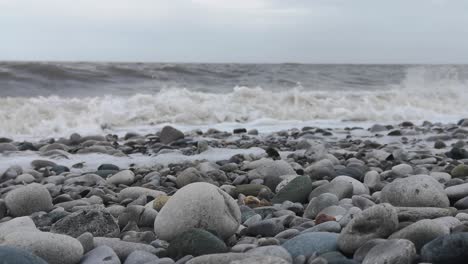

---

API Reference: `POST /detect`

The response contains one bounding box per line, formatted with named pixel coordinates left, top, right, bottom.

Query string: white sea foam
left=0, top=67, right=467, bottom=139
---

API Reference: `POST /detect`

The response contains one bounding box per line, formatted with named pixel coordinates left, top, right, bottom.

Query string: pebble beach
left=2, top=119, right=468, bottom=264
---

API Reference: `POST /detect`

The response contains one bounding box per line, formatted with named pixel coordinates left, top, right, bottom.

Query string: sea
left=1, top=62, right=467, bottom=140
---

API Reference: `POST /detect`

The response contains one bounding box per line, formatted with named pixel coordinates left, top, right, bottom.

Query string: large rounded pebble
left=0, top=143, right=18, bottom=153
left=389, top=219, right=448, bottom=251
left=1, top=231, right=83, bottom=264
left=167, top=229, right=227, bottom=260
left=106, top=170, right=135, bottom=186
left=380, top=175, right=449, bottom=207
left=338, top=204, right=398, bottom=254
left=93, top=237, right=158, bottom=260
left=247, top=245, right=292, bottom=263
left=0, top=246, right=48, bottom=264
left=124, top=250, right=159, bottom=264
left=154, top=182, right=241, bottom=241
left=80, top=245, right=120, bottom=264
left=331, top=176, right=369, bottom=195
left=5, top=183, right=53, bottom=217
left=308, top=181, right=353, bottom=201
left=304, top=193, right=338, bottom=219
left=421, top=233, right=468, bottom=263
left=160, top=126, right=184, bottom=144
left=451, top=164, right=468, bottom=178
left=230, top=255, right=289, bottom=264
left=272, top=175, right=312, bottom=204
left=186, top=253, right=249, bottom=264
left=0, top=216, right=38, bottom=239
left=362, top=239, right=416, bottom=264
left=391, top=164, right=413, bottom=177
left=281, top=232, right=338, bottom=258
left=244, top=219, right=284, bottom=237
left=118, top=187, right=166, bottom=202
left=51, top=209, right=119, bottom=238
left=353, top=239, right=387, bottom=263
left=445, top=183, right=468, bottom=200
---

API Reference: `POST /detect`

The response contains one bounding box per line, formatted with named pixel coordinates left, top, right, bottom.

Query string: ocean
left=1, top=62, right=467, bottom=139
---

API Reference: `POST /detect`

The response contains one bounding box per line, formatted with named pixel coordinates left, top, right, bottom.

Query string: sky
left=1, top=0, right=468, bottom=63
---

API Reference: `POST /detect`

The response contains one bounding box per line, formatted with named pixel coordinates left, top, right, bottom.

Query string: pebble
left=362, top=239, right=416, bottom=264
left=5, top=183, right=53, bottom=217
left=80, top=245, right=121, bottom=264
left=166, top=228, right=227, bottom=260
left=154, top=182, right=241, bottom=241
left=389, top=219, right=448, bottom=251
left=0, top=246, right=48, bottom=264
left=421, top=233, right=468, bottom=263
left=282, top=232, right=338, bottom=258
left=51, top=209, right=120, bottom=238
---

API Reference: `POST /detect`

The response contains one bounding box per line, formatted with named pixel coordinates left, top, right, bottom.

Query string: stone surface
left=281, top=232, right=338, bottom=258
left=304, top=193, right=339, bottom=219
left=389, top=219, right=448, bottom=251
left=106, top=170, right=135, bottom=186
left=160, top=126, right=185, bottom=144
left=445, top=183, right=468, bottom=200
left=154, top=182, right=241, bottom=241
left=421, top=233, right=468, bottom=263
left=451, top=164, right=468, bottom=178
left=186, top=253, right=250, bottom=264
left=362, top=239, right=416, bottom=264
left=124, top=250, right=159, bottom=264
left=5, top=183, right=53, bottom=217
left=51, top=209, right=119, bottom=238
left=338, top=204, right=399, bottom=254
left=271, top=175, right=312, bottom=204
left=80, top=245, right=120, bottom=264
left=353, top=239, right=387, bottom=263
left=1, top=231, right=83, bottom=264
left=244, top=219, right=284, bottom=237
left=380, top=175, right=449, bottom=207
left=247, top=245, right=292, bottom=263
left=308, top=181, right=353, bottom=201
left=167, top=228, right=227, bottom=260
left=118, top=187, right=165, bottom=202
left=0, top=216, right=38, bottom=239
left=331, top=176, right=369, bottom=195
left=396, top=207, right=455, bottom=222
left=0, top=246, right=48, bottom=264
left=93, top=237, right=158, bottom=260
left=230, top=255, right=289, bottom=264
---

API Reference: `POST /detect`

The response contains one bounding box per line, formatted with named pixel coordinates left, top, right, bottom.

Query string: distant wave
left=0, top=81, right=466, bottom=138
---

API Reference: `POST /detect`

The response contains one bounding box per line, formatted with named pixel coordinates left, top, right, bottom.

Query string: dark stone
left=51, top=209, right=119, bottom=238
left=266, top=147, right=281, bottom=160
left=51, top=165, right=70, bottom=175
left=388, top=130, right=402, bottom=136
left=272, top=176, right=312, bottom=204
left=167, top=228, right=227, bottom=260
left=434, top=140, right=446, bottom=149
left=421, top=233, right=468, bottom=264
left=233, top=128, right=247, bottom=134
left=160, top=126, right=184, bottom=145
left=446, top=148, right=468, bottom=160
left=263, top=175, right=283, bottom=191
left=0, top=246, right=48, bottom=264
left=244, top=219, right=284, bottom=237
left=234, top=184, right=272, bottom=197
left=93, top=170, right=118, bottom=178
left=98, top=164, right=120, bottom=171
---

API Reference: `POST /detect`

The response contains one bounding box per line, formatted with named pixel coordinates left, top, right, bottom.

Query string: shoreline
left=1, top=119, right=468, bottom=263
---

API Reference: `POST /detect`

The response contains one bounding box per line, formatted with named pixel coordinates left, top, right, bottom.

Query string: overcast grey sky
left=1, top=0, right=467, bottom=63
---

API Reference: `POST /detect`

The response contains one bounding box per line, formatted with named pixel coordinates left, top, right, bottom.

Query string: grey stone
left=176, top=167, right=215, bottom=188
left=160, top=126, right=184, bottom=144
left=1, top=231, right=83, bottom=264
left=421, top=233, right=468, bottom=263
left=304, top=193, right=339, bottom=219
left=391, top=164, right=413, bottom=177
left=93, top=237, right=158, bottom=260
left=230, top=255, right=289, bottom=264
left=389, top=219, right=448, bottom=251
left=80, top=245, right=120, bottom=264
left=353, top=239, right=387, bottom=263
left=186, top=253, right=249, bottom=264
left=396, top=207, right=455, bottom=222
left=308, top=181, right=353, bottom=201
left=331, top=176, right=369, bottom=195
left=0, top=216, right=38, bottom=239
left=124, top=250, right=159, bottom=264
left=362, top=239, right=416, bottom=264
left=380, top=175, right=449, bottom=207
left=107, top=170, right=135, bottom=186
left=451, top=164, right=468, bottom=178
left=272, top=176, right=312, bottom=204
left=338, top=204, right=398, bottom=254
left=77, top=232, right=94, bottom=253
left=282, top=232, right=338, bottom=258
left=118, top=187, right=165, bottom=202
left=167, top=228, right=227, bottom=260
left=154, top=182, right=241, bottom=241
left=51, top=209, right=119, bottom=238
left=247, top=245, right=292, bottom=263
left=0, top=143, right=18, bottom=153
left=0, top=246, right=48, bottom=264
left=246, top=159, right=296, bottom=180
left=302, top=221, right=341, bottom=233
left=244, top=219, right=284, bottom=237
left=445, top=183, right=468, bottom=200
left=5, top=183, right=53, bottom=217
